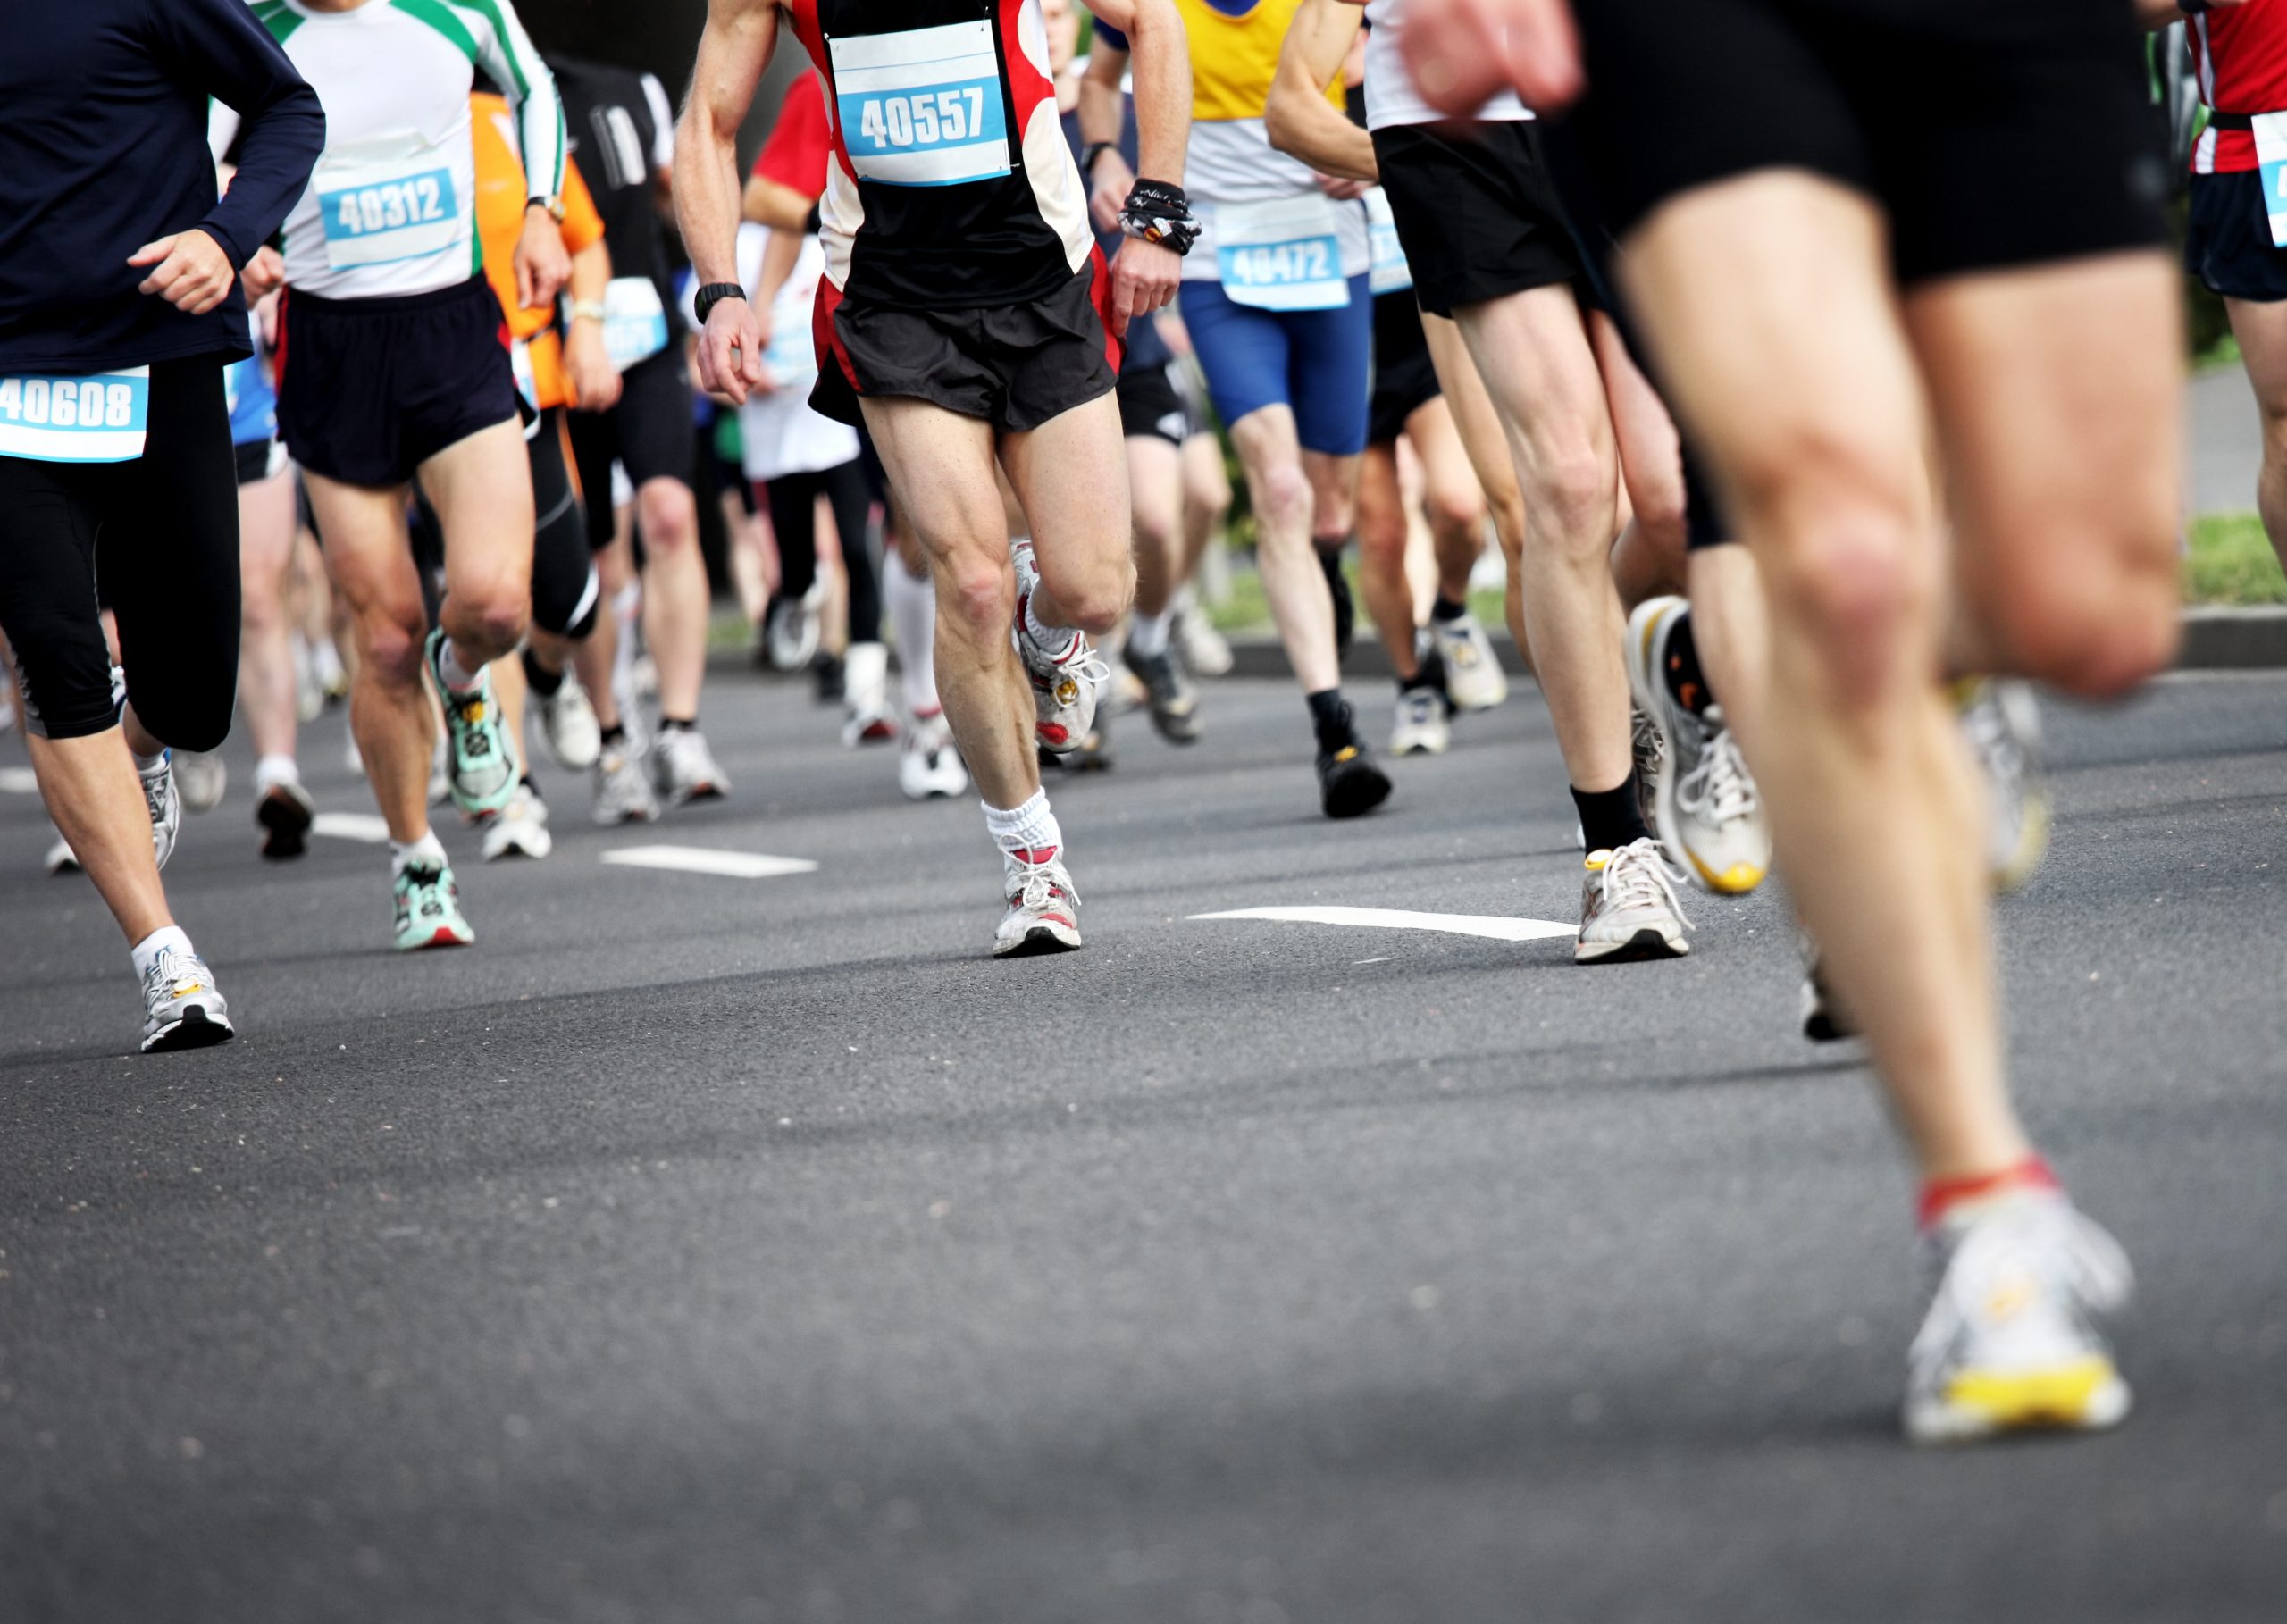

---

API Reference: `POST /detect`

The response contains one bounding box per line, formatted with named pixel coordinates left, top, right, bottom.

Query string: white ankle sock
left=1021, top=590, right=1074, bottom=657
left=132, top=749, right=166, bottom=774
left=1127, top=608, right=1172, bottom=658
left=981, top=789, right=1060, bottom=860
left=390, top=830, right=448, bottom=876
left=434, top=639, right=484, bottom=694
left=885, top=551, right=941, bottom=715
left=130, top=925, right=193, bottom=981
left=254, top=754, right=300, bottom=791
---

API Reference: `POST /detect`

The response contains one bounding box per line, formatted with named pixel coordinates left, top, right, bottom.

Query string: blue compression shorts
left=1177, top=273, right=1373, bottom=456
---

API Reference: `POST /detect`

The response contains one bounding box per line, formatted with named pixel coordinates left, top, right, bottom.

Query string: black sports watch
left=694, top=282, right=749, bottom=325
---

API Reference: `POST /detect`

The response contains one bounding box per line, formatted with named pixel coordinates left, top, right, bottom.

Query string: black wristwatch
left=1082, top=141, right=1119, bottom=178
left=694, top=282, right=748, bottom=325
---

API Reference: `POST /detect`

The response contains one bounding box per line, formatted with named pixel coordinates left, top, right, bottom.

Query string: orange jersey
left=472, top=91, right=605, bottom=409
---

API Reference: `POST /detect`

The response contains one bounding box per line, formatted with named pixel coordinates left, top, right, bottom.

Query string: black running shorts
left=1116, top=359, right=1187, bottom=448
left=1368, top=289, right=1441, bottom=447
left=566, top=346, right=697, bottom=549
left=1371, top=121, right=1591, bottom=319
left=2186, top=170, right=2287, bottom=304
left=812, top=254, right=1121, bottom=436
left=1569, top=0, right=2168, bottom=283
left=234, top=437, right=286, bottom=487
left=277, top=277, right=522, bottom=488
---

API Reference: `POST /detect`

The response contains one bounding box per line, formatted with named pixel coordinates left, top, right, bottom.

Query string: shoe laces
left=1008, top=853, right=1077, bottom=912
left=144, top=945, right=205, bottom=1000
left=1596, top=838, right=1692, bottom=927
left=1676, top=713, right=1759, bottom=825
left=1917, top=1198, right=2132, bottom=1359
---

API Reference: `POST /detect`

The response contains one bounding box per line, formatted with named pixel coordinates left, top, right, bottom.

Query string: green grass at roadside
left=2187, top=513, right=2287, bottom=607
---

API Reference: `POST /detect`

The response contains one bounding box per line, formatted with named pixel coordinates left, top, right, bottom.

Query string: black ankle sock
left=599, top=723, right=628, bottom=748
left=1307, top=688, right=1355, bottom=752
left=1430, top=593, right=1467, bottom=624
left=660, top=716, right=696, bottom=732
left=1399, top=647, right=1449, bottom=698
left=1572, top=774, right=1653, bottom=853
left=520, top=775, right=541, bottom=801
left=521, top=648, right=565, bottom=698
left=1662, top=609, right=1713, bottom=716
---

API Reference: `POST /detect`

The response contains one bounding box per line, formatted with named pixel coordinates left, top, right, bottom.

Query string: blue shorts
left=1177, top=274, right=1373, bottom=456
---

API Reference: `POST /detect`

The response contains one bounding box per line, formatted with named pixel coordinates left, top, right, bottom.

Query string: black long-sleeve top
left=0, top=0, right=325, bottom=374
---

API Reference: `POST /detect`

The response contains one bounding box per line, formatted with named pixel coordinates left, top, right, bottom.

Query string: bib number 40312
left=858, top=87, right=986, bottom=150
left=0, top=377, right=138, bottom=430
left=331, top=175, right=448, bottom=239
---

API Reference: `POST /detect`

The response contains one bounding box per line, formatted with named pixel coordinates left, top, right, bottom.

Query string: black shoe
left=812, top=651, right=845, bottom=704
left=1123, top=645, right=1202, bottom=744
left=1320, top=547, right=1353, bottom=662
left=256, top=780, right=314, bottom=860
left=1317, top=738, right=1392, bottom=819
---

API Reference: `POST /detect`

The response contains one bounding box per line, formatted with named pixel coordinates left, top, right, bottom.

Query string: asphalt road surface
left=4, top=667, right=2285, bottom=1624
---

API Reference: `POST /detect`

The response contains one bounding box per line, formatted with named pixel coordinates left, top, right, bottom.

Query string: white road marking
left=1193, top=906, right=1575, bottom=943
left=0, top=766, right=37, bottom=794
left=313, top=812, right=391, bottom=843
left=603, top=845, right=818, bottom=880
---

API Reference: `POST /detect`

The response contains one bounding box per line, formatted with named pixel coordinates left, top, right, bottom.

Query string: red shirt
left=2193, top=0, right=2287, bottom=174
left=753, top=70, right=831, bottom=201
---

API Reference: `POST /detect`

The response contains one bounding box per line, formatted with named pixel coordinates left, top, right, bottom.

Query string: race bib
left=314, top=139, right=462, bottom=271
left=1365, top=187, right=1412, bottom=297
left=0, top=369, right=150, bottom=464
left=594, top=277, right=670, bottom=371
left=828, top=22, right=1012, bottom=187
left=2255, top=113, right=2287, bottom=248
left=1214, top=196, right=1351, bottom=312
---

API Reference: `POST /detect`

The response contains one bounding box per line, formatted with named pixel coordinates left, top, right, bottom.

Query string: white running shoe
left=534, top=675, right=602, bottom=771
left=995, top=848, right=1083, bottom=957
left=172, top=749, right=227, bottom=814
left=140, top=752, right=182, bottom=871
left=650, top=726, right=731, bottom=807
left=761, top=591, right=820, bottom=673
left=1431, top=614, right=1507, bottom=712
left=1011, top=550, right=1108, bottom=756
left=1905, top=1189, right=2134, bottom=1445
left=139, top=942, right=234, bottom=1053
left=481, top=783, right=553, bottom=861
left=591, top=741, right=661, bottom=825
left=1959, top=677, right=2050, bottom=894
left=900, top=711, right=968, bottom=800
left=1172, top=591, right=1235, bottom=678
left=1575, top=838, right=1691, bottom=964
left=1390, top=685, right=1451, bottom=757
left=1625, top=597, right=1770, bottom=895
left=842, top=641, right=899, bottom=746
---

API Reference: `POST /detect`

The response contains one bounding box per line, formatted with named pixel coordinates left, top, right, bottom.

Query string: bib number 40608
left=858, top=87, right=986, bottom=150
left=0, top=377, right=138, bottom=430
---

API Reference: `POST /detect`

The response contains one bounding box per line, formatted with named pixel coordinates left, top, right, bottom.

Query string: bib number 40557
left=858, top=87, right=987, bottom=150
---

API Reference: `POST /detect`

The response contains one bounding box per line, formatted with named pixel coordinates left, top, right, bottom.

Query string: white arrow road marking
left=603, top=845, right=818, bottom=880
left=0, top=766, right=38, bottom=794
left=313, top=811, right=391, bottom=842
left=1193, top=905, right=1575, bottom=943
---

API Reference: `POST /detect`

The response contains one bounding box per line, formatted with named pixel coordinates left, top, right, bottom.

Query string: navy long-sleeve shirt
left=0, top=0, right=324, bottom=374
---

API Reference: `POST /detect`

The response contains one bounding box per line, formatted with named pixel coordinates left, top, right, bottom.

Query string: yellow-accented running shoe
left=1626, top=596, right=1770, bottom=895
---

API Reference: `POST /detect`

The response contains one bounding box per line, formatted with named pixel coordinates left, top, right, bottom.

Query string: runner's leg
left=2228, top=295, right=2287, bottom=579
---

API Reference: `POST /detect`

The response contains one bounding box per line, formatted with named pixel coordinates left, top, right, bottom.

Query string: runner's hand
left=514, top=209, right=573, bottom=310
left=1402, top=0, right=1583, bottom=116
left=699, top=297, right=767, bottom=406
left=1316, top=174, right=1370, bottom=202
left=1090, top=150, right=1137, bottom=236
left=565, top=322, right=624, bottom=413
left=1108, top=238, right=1180, bottom=339
left=129, top=230, right=236, bottom=316
left=241, top=247, right=287, bottom=304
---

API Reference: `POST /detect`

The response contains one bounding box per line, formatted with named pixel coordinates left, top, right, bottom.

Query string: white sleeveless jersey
left=212, top=0, right=565, bottom=299
left=1362, top=0, right=1532, bottom=130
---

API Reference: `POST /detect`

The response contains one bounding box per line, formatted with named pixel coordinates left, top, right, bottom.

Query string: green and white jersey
left=212, top=0, right=565, bottom=299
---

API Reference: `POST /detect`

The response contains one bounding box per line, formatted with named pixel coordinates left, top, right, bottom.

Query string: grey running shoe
left=1431, top=613, right=1508, bottom=712
left=256, top=774, right=314, bottom=860
left=481, top=783, right=553, bottom=861
left=173, top=749, right=227, bottom=813
left=140, top=752, right=181, bottom=871
left=995, top=848, right=1083, bottom=957
left=139, top=942, right=234, bottom=1052
left=1959, top=678, right=2050, bottom=894
left=650, top=726, right=731, bottom=807
left=1905, top=1189, right=2133, bottom=1445
left=1626, top=597, right=1770, bottom=895
left=1576, top=837, right=1691, bottom=964
left=1390, top=684, right=1451, bottom=757
left=761, top=591, right=819, bottom=673
left=424, top=629, right=519, bottom=816
left=1012, top=549, right=1108, bottom=757
left=1629, top=706, right=1664, bottom=840
left=592, top=741, right=660, bottom=825
left=1123, top=644, right=1202, bottom=744
left=534, top=675, right=602, bottom=770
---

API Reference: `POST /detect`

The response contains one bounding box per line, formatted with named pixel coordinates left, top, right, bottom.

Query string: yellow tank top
left=1174, top=0, right=1341, bottom=122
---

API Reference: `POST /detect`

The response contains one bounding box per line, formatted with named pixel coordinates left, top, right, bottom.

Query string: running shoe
left=650, top=725, right=731, bottom=807
left=1629, top=707, right=1664, bottom=841
left=256, top=774, right=315, bottom=861
left=1172, top=590, right=1235, bottom=678
left=1391, top=685, right=1452, bottom=757
left=1959, top=678, right=2050, bottom=894
left=293, top=635, right=327, bottom=724
left=591, top=741, right=661, bottom=825
left=0, top=686, right=15, bottom=735
left=1576, top=838, right=1692, bottom=964
left=842, top=642, right=899, bottom=745
left=140, top=752, right=181, bottom=871
left=481, top=783, right=553, bottom=861
left=1012, top=614, right=1108, bottom=759
left=760, top=591, right=819, bottom=673
left=1320, top=547, right=1354, bottom=661
left=392, top=860, right=474, bottom=950
left=424, top=630, right=519, bottom=816
left=900, top=710, right=969, bottom=800
left=995, top=847, right=1083, bottom=956
left=1431, top=614, right=1508, bottom=712
left=1318, top=737, right=1394, bottom=819
left=173, top=749, right=226, bottom=814
left=1123, top=644, right=1202, bottom=744
left=1626, top=597, right=1771, bottom=895
left=1905, top=1189, right=2134, bottom=1445
left=138, top=943, right=234, bottom=1053
left=533, top=676, right=602, bottom=771
left=45, top=829, right=79, bottom=875
left=813, top=649, right=846, bottom=705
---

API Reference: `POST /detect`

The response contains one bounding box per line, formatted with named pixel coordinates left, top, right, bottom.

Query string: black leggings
left=767, top=458, right=880, bottom=644
left=0, top=356, right=239, bottom=746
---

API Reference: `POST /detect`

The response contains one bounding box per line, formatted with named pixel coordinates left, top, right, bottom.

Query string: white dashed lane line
left=1192, top=906, right=1574, bottom=943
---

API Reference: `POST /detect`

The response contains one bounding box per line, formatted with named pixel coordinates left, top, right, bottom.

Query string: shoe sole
left=1321, top=762, right=1393, bottom=819
left=397, top=927, right=474, bottom=951
left=257, top=792, right=313, bottom=859
left=1390, top=736, right=1449, bottom=758
left=995, top=922, right=1084, bottom=957
left=142, top=1004, right=234, bottom=1053
left=1147, top=710, right=1202, bottom=745
left=1575, top=928, right=1690, bottom=965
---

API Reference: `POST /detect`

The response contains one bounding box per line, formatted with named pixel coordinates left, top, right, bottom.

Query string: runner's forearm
left=1265, top=0, right=1377, bottom=182
left=157, top=0, right=324, bottom=264
left=675, top=0, right=780, bottom=285
left=1097, top=0, right=1190, bottom=185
